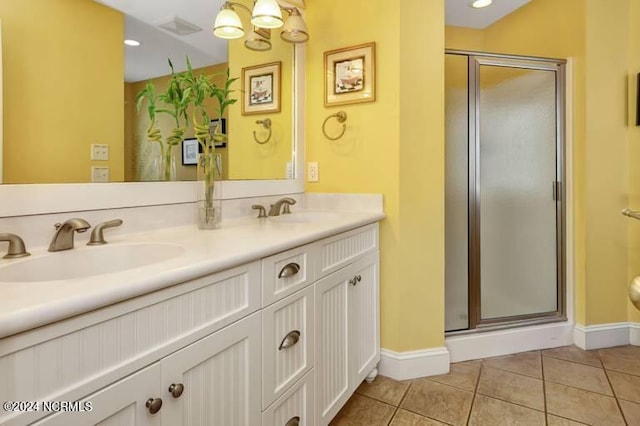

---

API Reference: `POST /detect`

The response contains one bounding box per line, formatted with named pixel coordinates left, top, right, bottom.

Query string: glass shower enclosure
left=445, top=51, right=566, bottom=332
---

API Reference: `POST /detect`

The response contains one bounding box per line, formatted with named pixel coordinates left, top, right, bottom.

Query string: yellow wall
left=1, top=0, right=124, bottom=183
left=305, top=0, right=445, bottom=351
left=227, top=0, right=293, bottom=180
left=129, top=63, right=230, bottom=181
left=628, top=0, right=640, bottom=323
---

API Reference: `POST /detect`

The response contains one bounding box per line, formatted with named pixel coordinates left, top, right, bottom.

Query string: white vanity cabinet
left=315, top=251, right=380, bottom=425
left=0, top=221, right=380, bottom=426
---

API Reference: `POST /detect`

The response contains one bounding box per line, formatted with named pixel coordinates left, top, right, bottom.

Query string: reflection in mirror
left=0, top=0, right=294, bottom=184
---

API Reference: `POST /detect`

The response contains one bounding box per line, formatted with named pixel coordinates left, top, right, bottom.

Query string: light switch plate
left=91, top=166, right=109, bottom=182
left=91, top=144, right=109, bottom=161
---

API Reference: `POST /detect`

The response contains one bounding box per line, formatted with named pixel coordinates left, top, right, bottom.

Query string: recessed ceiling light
left=124, top=39, right=141, bottom=46
left=470, top=0, right=493, bottom=8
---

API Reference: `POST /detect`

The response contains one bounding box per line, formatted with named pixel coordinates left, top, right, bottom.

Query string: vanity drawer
left=262, top=285, right=315, bottom=409
left=262, top=243, right=315, bottom=307
left=315, top=223, right=378, bottom=280
left=263, top=370, right=315, bottom=426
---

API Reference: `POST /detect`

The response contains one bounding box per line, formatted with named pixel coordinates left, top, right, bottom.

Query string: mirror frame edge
left=0, top=45, right=305, bottom=217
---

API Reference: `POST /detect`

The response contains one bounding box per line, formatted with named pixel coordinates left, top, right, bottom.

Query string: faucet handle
left=0, top=233, right=30, bottom=259
left=251, top=205, right=267, bottom=218
left=88, top=219, right=123, bottom=245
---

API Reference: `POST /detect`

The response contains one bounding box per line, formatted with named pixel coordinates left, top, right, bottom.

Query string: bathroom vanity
left=0, top=207, right=382, bottom=426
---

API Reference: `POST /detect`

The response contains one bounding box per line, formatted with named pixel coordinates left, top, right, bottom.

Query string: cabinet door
left=160, top=312, right=262, bottom=426
left=263, top=285, right=315, bottom=409
left=348, top=251, right=380, bottom=387
left=314, top=267, right=350, bottom=426
left=33, top=364, right=161, bottom=426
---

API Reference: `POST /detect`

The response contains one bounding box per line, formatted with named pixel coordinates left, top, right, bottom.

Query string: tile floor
left=330, top=345, right=640, bottom=426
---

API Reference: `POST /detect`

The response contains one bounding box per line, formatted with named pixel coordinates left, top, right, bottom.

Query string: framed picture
left=324, top=42, right=376, bottom=107
left=209, top=118, right=227, bottom=148
left=181, top=138, right=200, bottom=166
left=242, top=61, right=281, bottom=115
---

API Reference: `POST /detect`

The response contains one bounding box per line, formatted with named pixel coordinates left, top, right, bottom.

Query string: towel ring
left=254, top=119, right=272, bottom=144
left=322, top=111, right=347, bottom=140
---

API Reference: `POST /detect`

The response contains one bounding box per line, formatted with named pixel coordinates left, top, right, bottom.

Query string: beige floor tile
left=400, top=378, right=473, bottom=426
left=619, top=399, right=640, bottom=425
left=476, top=366, right=545, bottom=410
left=330, top=394, right=396, bottom=426
left=600, top=346, right=640, bottom=376
left=543, top=356, right=612, bottom=395
left=356, top=375, right=410, bottom=406
left=427, top=360, right=481, bottom=392
left=482, top=351, right=542, bottom=378
left=607, top=370, right=640, bottom=403
left=542, top=345, right=602, bottom=367
left=545, top=381, right=625, bottom=425
left=468, top=394, right=545, bottom=426
left=389, top=409, right=447, bottom=425
left=546, top=414, right=588, bottom=425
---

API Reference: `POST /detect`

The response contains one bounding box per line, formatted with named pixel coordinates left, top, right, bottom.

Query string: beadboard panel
left=263, top=370, right=315, bottom=426
left=262, top=243, right=316, bottom=307
left=349, top=252, right=381, bottom=386
left=315, top=269, right=350, bottom=425
left=160, top=313, right=262, bottom=426
left=96, top=405, right=136, bottom=426
left=315, top=224, right=378, bottom=279
left=31, top=364, right=161, bottom=426
left=262, top=285, right=315, bottom=409
left=0, top=263, right=260, bottom=426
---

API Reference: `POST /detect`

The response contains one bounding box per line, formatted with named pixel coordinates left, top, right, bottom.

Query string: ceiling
left=445, top=0, right=531, bottom=29
left=95, top=0, right=529, bottom=82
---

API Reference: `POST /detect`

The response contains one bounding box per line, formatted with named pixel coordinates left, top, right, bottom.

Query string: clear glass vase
left=197, top=147, right=222, bottom=229
left=162, top=145, right=177, bottom=181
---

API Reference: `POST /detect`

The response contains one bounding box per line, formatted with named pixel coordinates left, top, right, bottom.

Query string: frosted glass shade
left=245, top=28, right=272, bottom=51
left=213, top=7, right=244, bottom=39
left=280, top=8, right=308, bottom=43
left=251, top=0, right=283, bottom=29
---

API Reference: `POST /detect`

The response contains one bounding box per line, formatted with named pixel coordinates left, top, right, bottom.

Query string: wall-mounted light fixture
left=213, top=0, right=308, bottom=50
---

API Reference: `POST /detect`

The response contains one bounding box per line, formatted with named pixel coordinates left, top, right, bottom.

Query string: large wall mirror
left=0, top=0, right=299, bottom=184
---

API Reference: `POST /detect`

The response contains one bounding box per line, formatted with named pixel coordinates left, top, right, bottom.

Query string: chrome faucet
left=88, top=219, right=123, bottom=245
left=48, top=218, right=91, bottom=252
left=0, top=233, right=30, bottom=259
left=268, top=197, right=296, bottom=216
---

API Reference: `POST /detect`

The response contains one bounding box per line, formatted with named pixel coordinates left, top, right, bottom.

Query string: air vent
left=156, top=17, right=202, bottom=36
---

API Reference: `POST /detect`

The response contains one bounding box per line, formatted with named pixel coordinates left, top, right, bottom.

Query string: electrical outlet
left=91, top=166, right=110, bottom=183
left=91, top=144, right=109, bottom=161
left=285, top=162, right=293, bottom=179
left=307, top=162, right=319, bottom=182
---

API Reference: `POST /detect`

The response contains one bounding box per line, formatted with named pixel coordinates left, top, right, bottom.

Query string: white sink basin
left=269, top=211, right=344, bottom=223
left=0, top=242, right=185, bottom=282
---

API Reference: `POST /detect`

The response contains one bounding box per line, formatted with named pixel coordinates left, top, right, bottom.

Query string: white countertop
left=0, top=210, right=384, bottom=339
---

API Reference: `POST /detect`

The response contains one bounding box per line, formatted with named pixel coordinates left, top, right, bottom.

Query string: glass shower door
left=444, top=52, right=565, bottom=332
left=471, top=57, right=564, bottom=326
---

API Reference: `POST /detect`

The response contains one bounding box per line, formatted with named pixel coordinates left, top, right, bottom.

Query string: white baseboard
left=574, top=322, right=639, bottom=350
left=379, top=347, right=450, bottom=381
left=445, top=322, right=574, bottom=363
left=631, top=323, right=640, bottom=346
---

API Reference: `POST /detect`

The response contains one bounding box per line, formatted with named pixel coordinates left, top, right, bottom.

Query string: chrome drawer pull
left=285, top=416, right=300, bottom=426
left=279, top=330, right=301, bottom=350
left=278, top=262, right=301, bottom=278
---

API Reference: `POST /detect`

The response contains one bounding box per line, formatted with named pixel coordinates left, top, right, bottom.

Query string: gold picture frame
left=324, top=42, right=376, bottom=107
left=241, top=61, right=281, bottom=115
